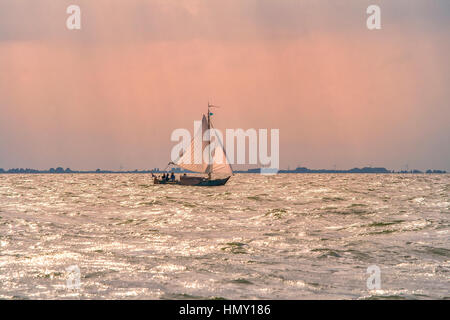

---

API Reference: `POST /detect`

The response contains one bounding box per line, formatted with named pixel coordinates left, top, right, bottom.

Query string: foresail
left=210, top=145, right=233, bottom=176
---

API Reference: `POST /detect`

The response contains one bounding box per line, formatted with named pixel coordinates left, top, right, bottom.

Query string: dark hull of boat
left=153, top=180, right=178, bottom=185
left=155, top=176, right=230, bottom=186
left=194, top=176, right=230, bottom=186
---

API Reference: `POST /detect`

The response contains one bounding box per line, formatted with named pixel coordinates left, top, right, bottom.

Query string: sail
left=209, top=144, right=233, bottom=176
left=175, top=112, right=232, bottom=177
left=205, top=125, right=233, bottom=176
left=175, top=115, right=209, bottom=173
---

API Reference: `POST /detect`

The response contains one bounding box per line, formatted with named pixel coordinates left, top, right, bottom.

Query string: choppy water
left=0, top=173, right=449, bottom=299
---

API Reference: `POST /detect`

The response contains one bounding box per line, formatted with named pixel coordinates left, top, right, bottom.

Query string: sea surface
left=0, top=173, right=449, bottom=299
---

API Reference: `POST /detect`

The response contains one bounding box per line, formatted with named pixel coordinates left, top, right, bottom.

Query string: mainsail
left=175, top=114, right=232, bottom=177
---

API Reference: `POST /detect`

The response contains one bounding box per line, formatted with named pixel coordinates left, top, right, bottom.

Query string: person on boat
left=170, top=172, right=175, bottom=182
left=153, top=175, right=158, bottom=184
left=165, top=173, right=170, bottom=181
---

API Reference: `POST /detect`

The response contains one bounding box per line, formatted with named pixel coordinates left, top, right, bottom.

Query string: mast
left=207, top=102, right=211, bottom=130
left=207, top=102, right=212, bottom=180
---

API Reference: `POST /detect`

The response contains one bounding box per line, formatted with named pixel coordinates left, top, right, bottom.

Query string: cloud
left=0, top=0, right=449, bottom=170
left=1, top=0, right=449, bottom=43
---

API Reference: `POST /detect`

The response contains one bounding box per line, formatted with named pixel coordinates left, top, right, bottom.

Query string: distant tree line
left=235, top=166, right=447, bottom=174
left=0, top=167, right=154, bottom=174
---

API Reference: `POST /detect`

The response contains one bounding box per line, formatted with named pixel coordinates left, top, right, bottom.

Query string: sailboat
left=155, top=103, right=233, bottom=186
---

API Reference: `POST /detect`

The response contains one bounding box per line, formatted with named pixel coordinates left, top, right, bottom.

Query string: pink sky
left=0, top=1, right=449, bottom=171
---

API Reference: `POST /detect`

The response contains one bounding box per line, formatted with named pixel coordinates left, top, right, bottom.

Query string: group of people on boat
left=152, top=172, right=186, bottom=184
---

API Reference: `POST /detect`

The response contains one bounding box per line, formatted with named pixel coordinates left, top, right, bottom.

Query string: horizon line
left=0, top=166, right=447, bottom=174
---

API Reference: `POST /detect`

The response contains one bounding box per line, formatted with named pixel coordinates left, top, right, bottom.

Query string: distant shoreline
left=0, top=166, right=447, bottom=174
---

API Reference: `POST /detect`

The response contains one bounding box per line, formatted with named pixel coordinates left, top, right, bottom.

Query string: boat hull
left=153, top=180, right=178, bottom=185
left=154, top=176, right=230, bottom=186
left=194, top=176, right=230, bottom=186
